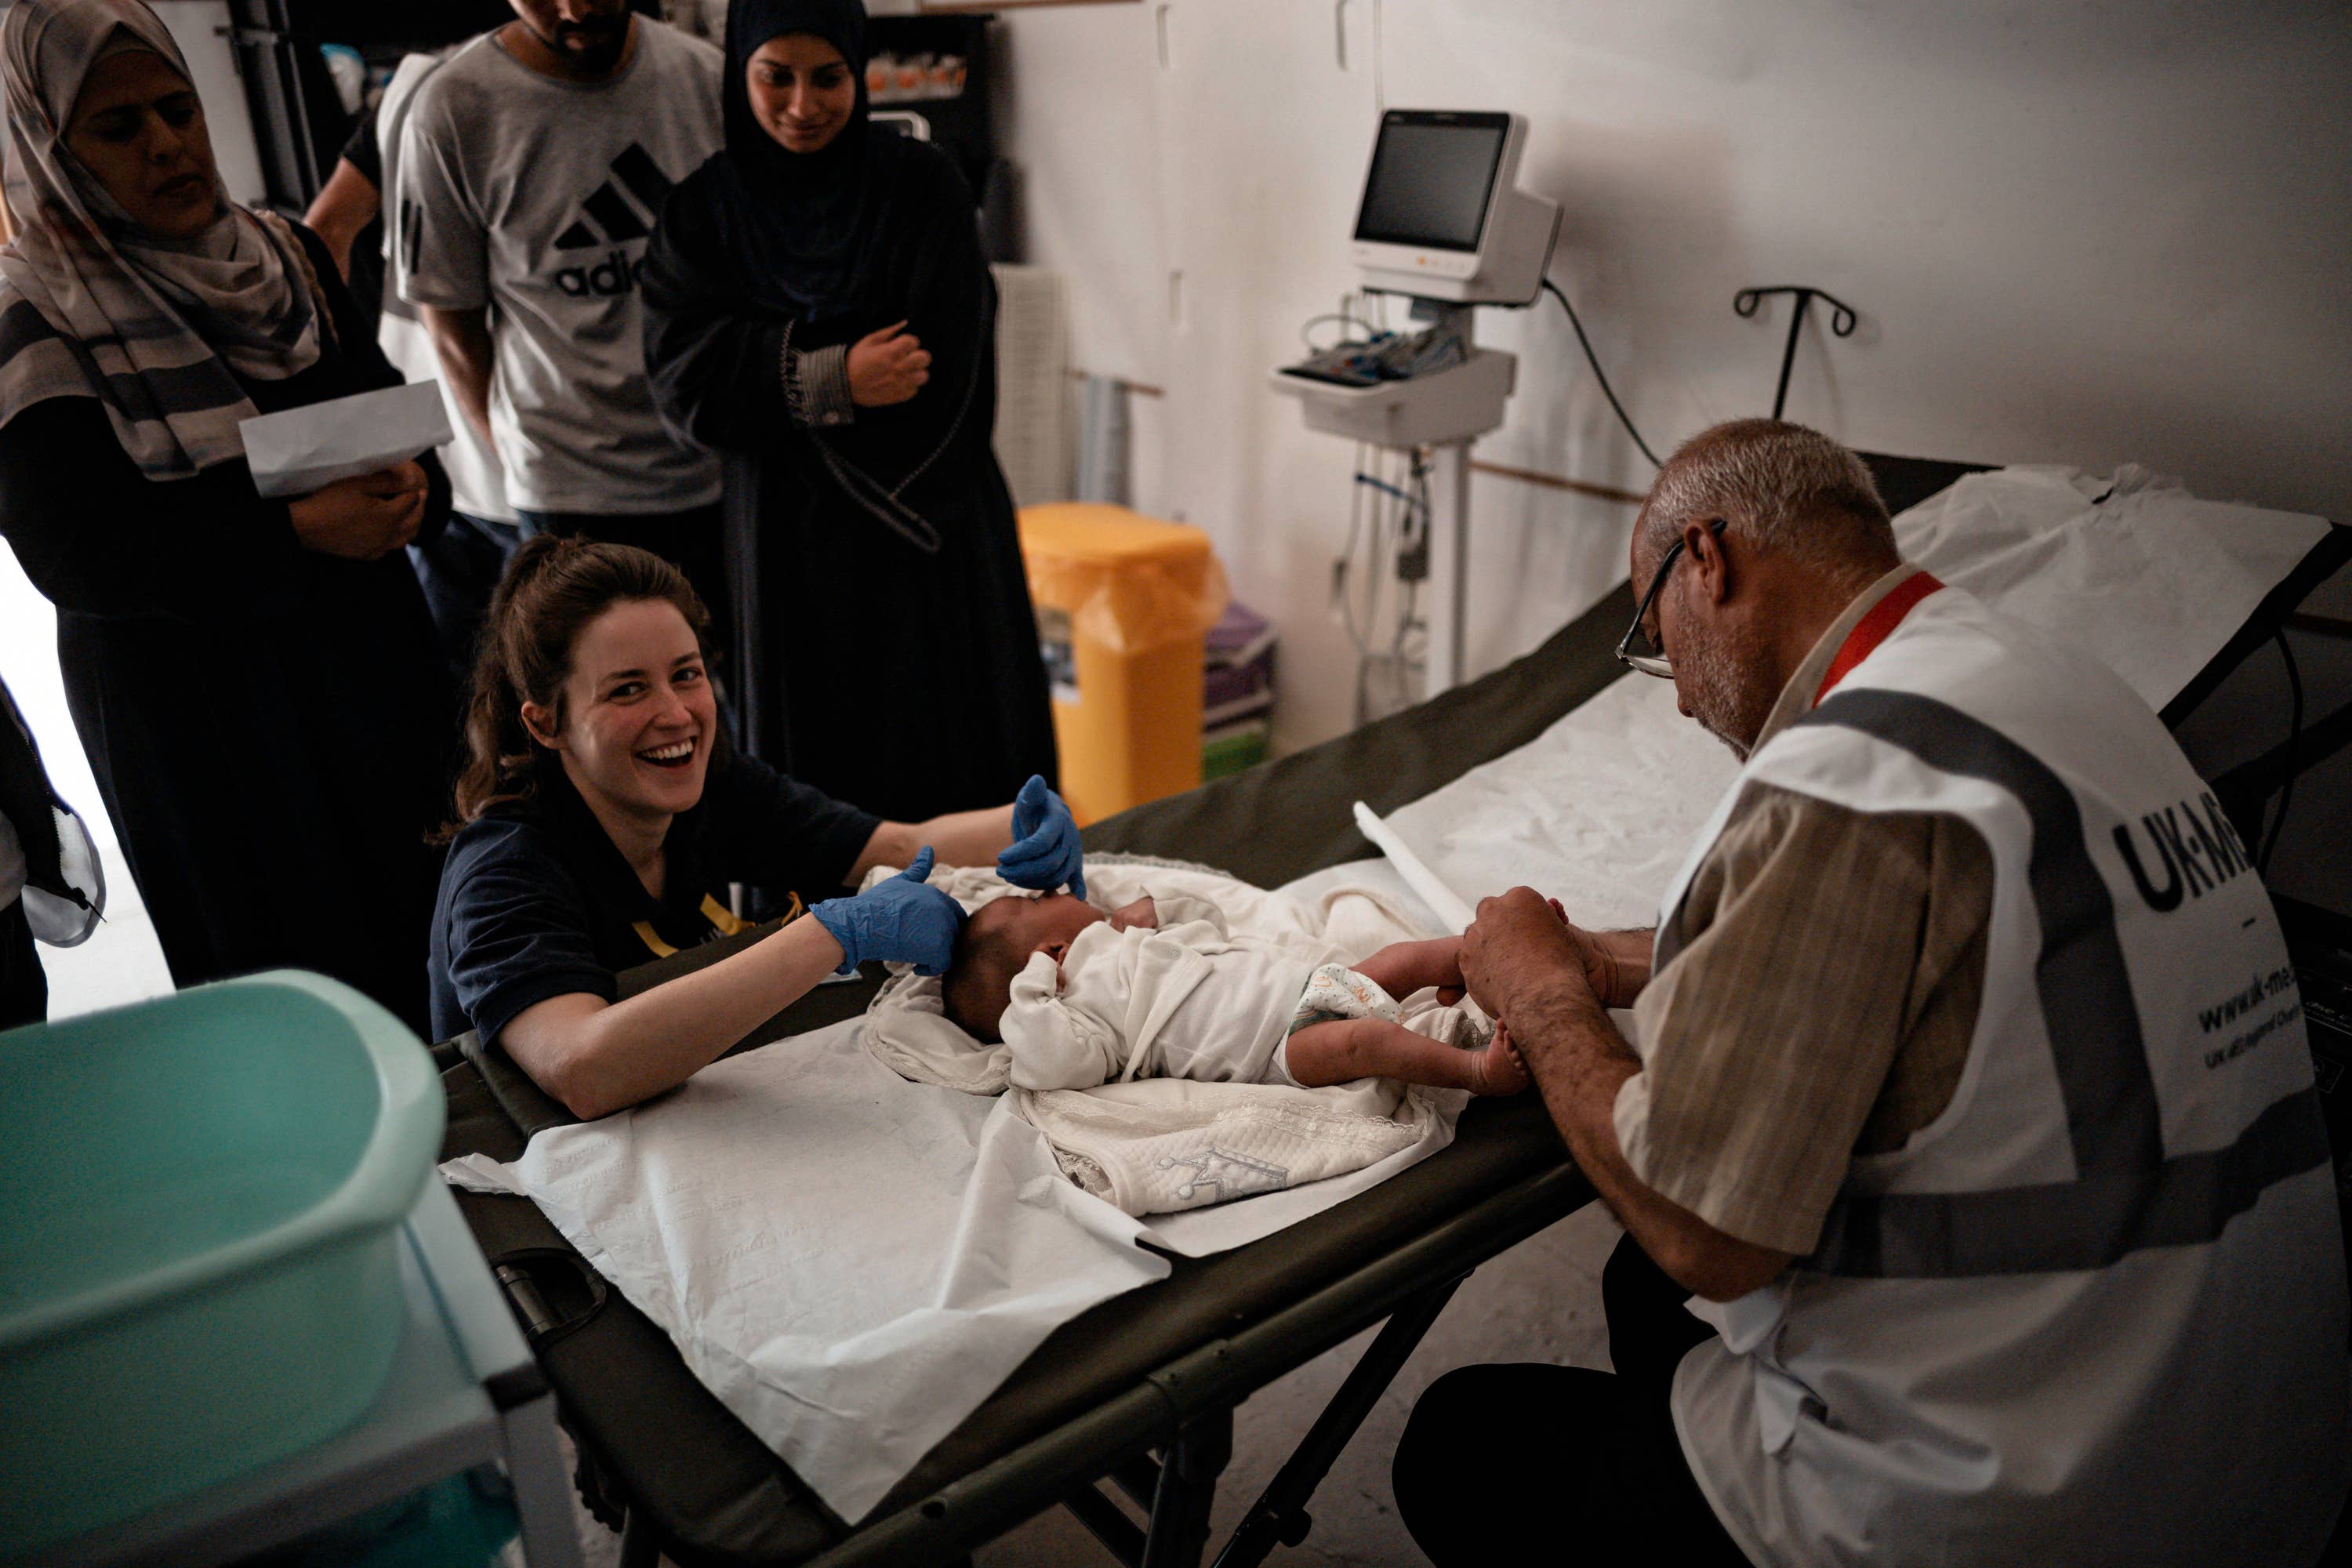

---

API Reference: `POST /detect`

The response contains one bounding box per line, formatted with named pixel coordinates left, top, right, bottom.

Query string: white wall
left=993, top=0, right=2352, bottom=754
left=154, top=2, right=267, bottom=206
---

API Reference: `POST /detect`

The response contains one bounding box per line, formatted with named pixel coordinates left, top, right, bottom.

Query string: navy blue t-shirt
left=428, top=751, right=879, bottom=1044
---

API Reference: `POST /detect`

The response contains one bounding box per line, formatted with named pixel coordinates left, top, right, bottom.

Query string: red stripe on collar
left=1814, top=571, right=1945, bottom=706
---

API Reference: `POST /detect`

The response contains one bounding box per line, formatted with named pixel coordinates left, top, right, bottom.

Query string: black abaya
left=0, top=225, right=452, bottom=1033
left=641, top=115, right=1054, bottom=825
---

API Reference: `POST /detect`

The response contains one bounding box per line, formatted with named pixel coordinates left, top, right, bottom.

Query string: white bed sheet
left=445, top=1025, right=1167, bottom=1521
left=1892, top=466, right=2326, bottom=712
left=1359, top=466, right=2329, bottom=922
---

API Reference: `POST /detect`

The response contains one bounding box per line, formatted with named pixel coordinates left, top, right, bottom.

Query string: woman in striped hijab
left=0, top=0, right=453, bottom=1032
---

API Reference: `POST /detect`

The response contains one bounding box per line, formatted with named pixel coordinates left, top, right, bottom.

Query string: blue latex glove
left=810, top=848, right=964, bottom=976
left=996, top=775, right=1086, bottom=899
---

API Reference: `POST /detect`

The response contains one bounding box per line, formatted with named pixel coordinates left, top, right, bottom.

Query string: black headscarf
left=713, top=0, right=906, bottom=322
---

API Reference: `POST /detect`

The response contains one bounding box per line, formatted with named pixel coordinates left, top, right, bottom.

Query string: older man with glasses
left=1391, top=419, right=2347, bottom=1567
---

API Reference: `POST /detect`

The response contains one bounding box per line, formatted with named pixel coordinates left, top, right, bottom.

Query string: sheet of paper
left=239, top=379, right=454, bottom=498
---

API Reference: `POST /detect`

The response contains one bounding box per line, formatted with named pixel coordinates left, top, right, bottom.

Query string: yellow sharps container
left=1018, top=504, right=1230, bottom=825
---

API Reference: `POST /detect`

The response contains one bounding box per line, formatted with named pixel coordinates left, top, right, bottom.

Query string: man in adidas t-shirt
left=393, top=0, right=730, bottom=659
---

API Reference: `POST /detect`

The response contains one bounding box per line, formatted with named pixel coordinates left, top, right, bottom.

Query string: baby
left=939, top=891, right=1526, bottom=1097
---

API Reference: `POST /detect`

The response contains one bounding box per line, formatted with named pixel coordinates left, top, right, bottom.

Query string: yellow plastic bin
left=1018, top=504, right=1229, bottom=824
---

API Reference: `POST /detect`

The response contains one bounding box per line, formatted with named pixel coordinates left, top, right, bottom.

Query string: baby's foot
left=1469, top=1022, right=1530, bottom=1095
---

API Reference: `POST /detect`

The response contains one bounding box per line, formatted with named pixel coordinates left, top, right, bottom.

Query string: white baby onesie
left=998, top=903, right=1350, bottom=1093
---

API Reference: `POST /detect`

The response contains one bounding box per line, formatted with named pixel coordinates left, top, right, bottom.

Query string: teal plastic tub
left=0, top=971, right=444, bottom=1556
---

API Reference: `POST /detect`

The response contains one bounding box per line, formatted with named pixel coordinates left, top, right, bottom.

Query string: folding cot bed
left=431, top=455, right=2350, bottom=1568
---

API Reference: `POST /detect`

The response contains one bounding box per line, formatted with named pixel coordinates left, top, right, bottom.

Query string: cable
left=1338, top=443, right=1439, bottom=723
left=1393, top=451, right=1429, bottom=670
left=2259, top=628, right=2304, bottom=872
left=1300, top=310, right=1383, bottom=352
left=1336, top=443, right=1371, bottom=655
left=1541, top=276, right=1663, bottom=469
left=1352, top=471, right=1425, bottom=514
left=1354, top=453, right=1393, bottom=725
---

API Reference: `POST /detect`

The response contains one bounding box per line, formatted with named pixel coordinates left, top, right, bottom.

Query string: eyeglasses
left=1616, top=518, right=1726, bottom=677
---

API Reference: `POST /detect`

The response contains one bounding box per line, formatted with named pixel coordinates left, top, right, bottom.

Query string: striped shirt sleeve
left=1614, top=784, right=1990, bottom=1254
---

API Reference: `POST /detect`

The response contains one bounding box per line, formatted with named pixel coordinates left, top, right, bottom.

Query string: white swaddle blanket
left=862, top=858, right=1470, bottom=1220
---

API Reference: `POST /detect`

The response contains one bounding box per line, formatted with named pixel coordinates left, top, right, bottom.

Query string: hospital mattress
left=430, top=454, right=2349, bottom=1566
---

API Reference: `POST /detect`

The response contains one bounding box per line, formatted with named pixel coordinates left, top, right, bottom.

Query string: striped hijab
left=0, top=0, right=321, bottom=481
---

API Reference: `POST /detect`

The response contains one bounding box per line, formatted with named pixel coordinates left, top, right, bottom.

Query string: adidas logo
left=552, top=145, right=675, bottom=251
left=543, top=145, right=678, bottom=298
left=395, top=146, right=680, bottom=302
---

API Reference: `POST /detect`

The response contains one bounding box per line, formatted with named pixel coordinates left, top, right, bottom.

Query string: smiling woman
left=429, top=536, right=1091, bottom=1119
left=745, top=31, right=858, bottom=154
left=0, top=0, right=450, bottom=1029
left=641, top=0, right=1057, bottom=825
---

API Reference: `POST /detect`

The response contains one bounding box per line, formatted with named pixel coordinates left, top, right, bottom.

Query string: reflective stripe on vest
left=1791, top=686, right=2331, bottom=1278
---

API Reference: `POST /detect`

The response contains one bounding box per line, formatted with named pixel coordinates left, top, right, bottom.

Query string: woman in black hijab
left=641, top=0, right=1055, bottom=824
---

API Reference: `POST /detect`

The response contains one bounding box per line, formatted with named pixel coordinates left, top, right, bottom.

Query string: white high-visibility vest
left=1659, top=581, right=2349, bottom=1567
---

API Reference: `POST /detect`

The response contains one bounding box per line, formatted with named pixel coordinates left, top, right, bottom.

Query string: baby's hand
left=1108, top=895, right=1160, bottom=931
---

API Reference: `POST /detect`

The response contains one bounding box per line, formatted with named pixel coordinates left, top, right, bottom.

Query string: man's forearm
left=301, top=158, right=379, bottom=280
left=1512, top=978, right=1791, bottom=1301
left=418, top=303, right=496, bottom=446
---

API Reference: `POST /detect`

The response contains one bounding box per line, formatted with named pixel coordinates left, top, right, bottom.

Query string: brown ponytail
left=437, top=535, right=713, bottom=840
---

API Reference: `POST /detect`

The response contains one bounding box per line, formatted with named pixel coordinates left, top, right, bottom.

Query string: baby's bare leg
left=1351, top=935, right=1465, bottom=1000
left=1286, top=1015, right=1527, bottom=1096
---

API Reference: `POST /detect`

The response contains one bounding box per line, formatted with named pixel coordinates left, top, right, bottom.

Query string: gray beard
left=1678, top=616, right=1775, bottom=763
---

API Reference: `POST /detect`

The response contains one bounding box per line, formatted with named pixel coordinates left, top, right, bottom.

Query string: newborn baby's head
left=942, top=893, right=1105, bottom=1044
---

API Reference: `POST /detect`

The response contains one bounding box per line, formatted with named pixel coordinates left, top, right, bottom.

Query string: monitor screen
left=1353, top=113, right=1509, bottom=252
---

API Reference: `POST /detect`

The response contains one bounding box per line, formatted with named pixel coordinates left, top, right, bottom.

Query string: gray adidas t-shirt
left=394, top=21, right=722, bottom=514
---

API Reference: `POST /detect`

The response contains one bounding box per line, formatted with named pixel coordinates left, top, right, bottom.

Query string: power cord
left=1334, top=446, right=1433, bottom=725
left=2259, top=627, right=2304, bottom=872
left=1541, top=276, right=1662, bottom=468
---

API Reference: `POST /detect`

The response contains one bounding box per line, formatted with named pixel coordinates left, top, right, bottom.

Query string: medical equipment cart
left=16, top=1179, right=583, bottom=1568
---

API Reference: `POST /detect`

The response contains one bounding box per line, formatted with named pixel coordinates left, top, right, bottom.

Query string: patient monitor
left=1275, top=110, right=1561, bottom=694
left=1350, top=111, right=1559, bottom=306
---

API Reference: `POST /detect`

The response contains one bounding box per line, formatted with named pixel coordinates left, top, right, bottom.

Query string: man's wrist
left=1596, top=929, right=1655, bottom=1007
